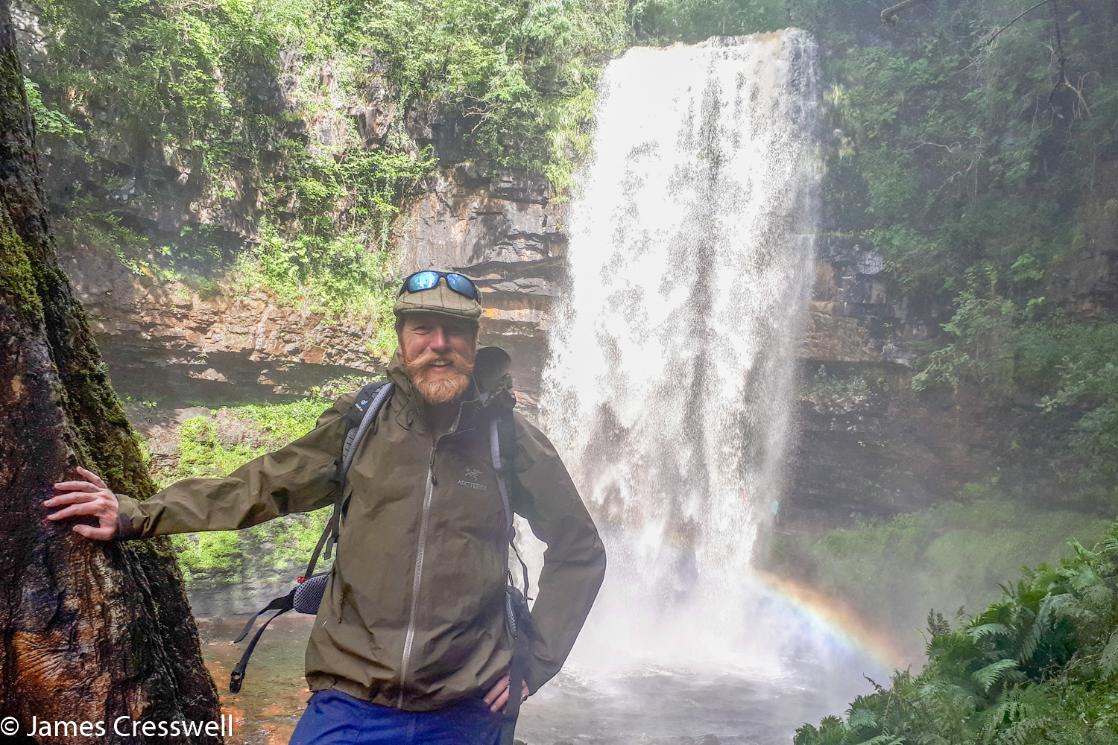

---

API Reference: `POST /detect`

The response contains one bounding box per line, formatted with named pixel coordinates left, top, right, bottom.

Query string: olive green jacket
left=116, top=358, right=606, bottom=710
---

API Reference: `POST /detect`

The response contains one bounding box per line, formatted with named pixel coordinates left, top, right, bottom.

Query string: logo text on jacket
left=457, top=467, right=488, bottom=491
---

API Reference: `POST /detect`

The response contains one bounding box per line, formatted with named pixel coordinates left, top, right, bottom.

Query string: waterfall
left=537, top=30, right=820, bottom=670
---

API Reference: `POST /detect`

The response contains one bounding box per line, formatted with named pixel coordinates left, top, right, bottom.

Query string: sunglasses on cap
left=398, top=270, right=480, bottom=300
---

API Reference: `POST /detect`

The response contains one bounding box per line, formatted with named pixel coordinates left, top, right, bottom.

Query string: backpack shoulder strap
left=339, top=381, right=392, bottom=481
left=489, top=407, right=531, bottom=597
left=303, top=381, right=393, bottom=579
left=332, top=381, right=393, bottom=542
left=488, top=408, right=517, bottom=540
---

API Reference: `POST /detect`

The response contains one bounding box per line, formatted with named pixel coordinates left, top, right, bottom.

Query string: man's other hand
left=44, top=466, right=119, bottom=540
left=483, top=672, right=529, bottom=714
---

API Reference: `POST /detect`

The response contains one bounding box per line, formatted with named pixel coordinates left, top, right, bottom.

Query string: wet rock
left=805, top=233, right=944, bottom=363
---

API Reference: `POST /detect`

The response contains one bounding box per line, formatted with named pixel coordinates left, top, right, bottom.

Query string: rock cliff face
left=788, top=235, right=959, bottom=528
left=63, top=245, right=381, bottom=407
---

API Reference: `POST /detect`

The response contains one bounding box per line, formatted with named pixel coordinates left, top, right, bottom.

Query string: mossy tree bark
left=0, top=1, right=221, bottom=742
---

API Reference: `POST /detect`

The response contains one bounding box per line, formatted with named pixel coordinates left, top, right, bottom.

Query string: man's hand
left=483, top=673, right=529, bottom=714
left=44, top=466, right=119, bottom=541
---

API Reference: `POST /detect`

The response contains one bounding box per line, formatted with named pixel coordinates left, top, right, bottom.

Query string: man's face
left=398, top=313, right=478, bottom=405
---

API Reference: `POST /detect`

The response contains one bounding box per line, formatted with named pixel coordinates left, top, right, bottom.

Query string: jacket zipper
left=397, top=443, right=439, bottom=707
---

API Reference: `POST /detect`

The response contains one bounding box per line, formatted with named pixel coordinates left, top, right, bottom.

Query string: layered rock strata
left=64, top=246, right=381, bottom=406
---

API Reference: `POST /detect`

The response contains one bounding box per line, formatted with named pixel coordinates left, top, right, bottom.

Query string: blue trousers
left=289, top=689, right=503, bottom=745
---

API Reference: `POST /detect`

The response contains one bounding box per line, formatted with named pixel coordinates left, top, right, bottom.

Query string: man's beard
left=403, top=348, right=475, bottom=405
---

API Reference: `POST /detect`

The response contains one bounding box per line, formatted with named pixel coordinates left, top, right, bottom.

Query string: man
left=44, top=270, right=607, bottom=745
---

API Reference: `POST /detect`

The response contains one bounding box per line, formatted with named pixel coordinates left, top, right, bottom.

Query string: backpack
left=228, top=348, right=532, bottom=742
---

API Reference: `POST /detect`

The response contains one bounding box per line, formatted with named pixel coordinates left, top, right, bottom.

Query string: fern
left=847, top=707, right=879, bottom=732
left=927, top=609, right=951, bottom=638
left=1017, top=594, right=1076, bottom=664
left=1100, top=630, right=1118, bottom=678
left=853, top=736, right=904, bottom=745
left=1046, top=592, right=1095, bottom=625
left=928, top=632, right=979, bottom=664
left=794, top=716, right=848, bottom=745
left=993, top=717, right=1048, bottom=745
left=981, top=695, right=1033, bottom=743
left=973, top=659, right=1019, bottom=694
left=973, top=602, right=1015, bottom=628
left=798, top=521, right=1118, bottom=745
left=1080, top=581, right=1114, bottom=613
left=1064, top=563, right=1100, bottom=594
left=968, top=623, right=1012, bottom=642
left=909, top=735, right=951, bottom=745
left=1098, top=531, right=1118, bottom=556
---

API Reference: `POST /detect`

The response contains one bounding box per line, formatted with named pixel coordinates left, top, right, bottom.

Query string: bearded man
left=45, top=270, right=607, bottom=745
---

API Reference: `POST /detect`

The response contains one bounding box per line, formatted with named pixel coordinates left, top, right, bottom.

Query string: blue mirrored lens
left=406, top=271, right=441, bottom=293
left=445, top=273, right=478, bottom=299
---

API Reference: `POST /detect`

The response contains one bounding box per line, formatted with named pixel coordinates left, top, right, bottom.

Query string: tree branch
left=980, top=0, right=1056, bottom=48
left=881, top=0, right=934, bottom=25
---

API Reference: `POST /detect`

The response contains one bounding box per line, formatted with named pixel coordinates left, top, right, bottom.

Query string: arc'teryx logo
left=457, top=467, right=487, bottom=491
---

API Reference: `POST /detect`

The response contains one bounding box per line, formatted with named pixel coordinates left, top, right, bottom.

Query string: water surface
left=199, top=614, right=875, bottom=745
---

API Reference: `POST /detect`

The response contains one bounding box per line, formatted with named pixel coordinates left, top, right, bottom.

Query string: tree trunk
left=0, top=1, right=222, bottom=742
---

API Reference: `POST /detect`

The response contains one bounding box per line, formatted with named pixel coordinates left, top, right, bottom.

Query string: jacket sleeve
left=115, top=394, right=356, bottom=539
left=510, top=414, right=606, bottom=693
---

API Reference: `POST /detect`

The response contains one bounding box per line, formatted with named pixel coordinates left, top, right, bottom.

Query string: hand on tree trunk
left=45, top=466, right=120, bottom=540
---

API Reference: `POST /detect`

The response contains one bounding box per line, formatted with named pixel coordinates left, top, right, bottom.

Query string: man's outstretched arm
left=44, top=395, right=355, bottom=540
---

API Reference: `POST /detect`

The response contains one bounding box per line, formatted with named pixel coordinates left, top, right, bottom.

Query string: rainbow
left=751, top=570, right=913, bottom=672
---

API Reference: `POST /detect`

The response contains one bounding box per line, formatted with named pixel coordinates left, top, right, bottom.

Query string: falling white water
left=535, top=30, right=821, bottom=672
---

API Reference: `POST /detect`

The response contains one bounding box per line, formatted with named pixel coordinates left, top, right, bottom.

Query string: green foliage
left=330, top=0, right=628, bottom=187
left=22, top=77, right=80, bottom=138
left=911, top=303, right=1118, bottom=492
left=163, top=397, right=340, bottom=582
left=768, top=497, right=1111, bottom=649
left=26, top=0, right=422, bottom=337
left=911, top=272, right=1021, bottom=396
left=628, top=0, right=786, bottom=42
left=228, top=396, right=331, bottom=446
left=757, top=0, right=1118, bottom=493
left=232, top=221, right=399, bottom=347
left=1034, top=324, right=1118, bottom=485
left=31, top=0, right=304, bottom=168
left=26, top=0, right=629, bottom=339
left=802, top=365, right=874, bottom=414
left=172, top=531, right=242, bottom=582
left=174, top=416, right=266, bottom=480
left=805, top=1, right=1108, bottom=300
left=228, top=145, right=434, bottom=340
left=794, top=524, right=1118, bottom=745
